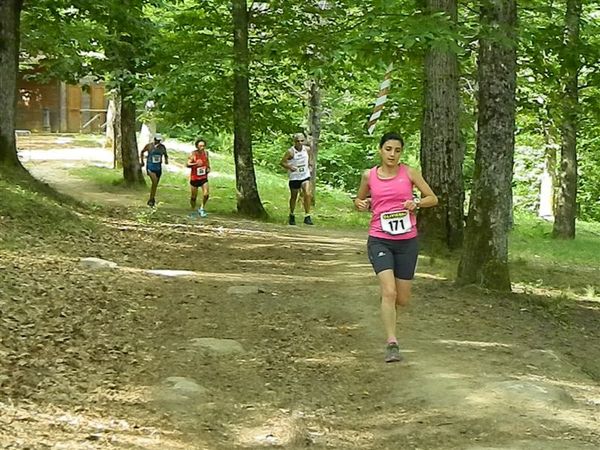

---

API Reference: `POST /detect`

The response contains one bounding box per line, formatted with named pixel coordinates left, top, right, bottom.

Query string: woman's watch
left=413, top=197, right=421, bottom=209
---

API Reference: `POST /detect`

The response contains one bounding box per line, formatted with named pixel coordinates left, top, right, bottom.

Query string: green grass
left=0, top=174, right=96, bottom=249
left=511, top=212, right=600, bottom=267
left=71, top=149, right=371, bottom=229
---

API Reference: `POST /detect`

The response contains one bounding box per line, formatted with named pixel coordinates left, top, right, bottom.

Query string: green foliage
left=18, top=0, right=600, bottom=223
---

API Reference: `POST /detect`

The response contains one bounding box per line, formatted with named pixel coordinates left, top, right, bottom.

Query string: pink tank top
left=368, top=164, right=418, bottom=240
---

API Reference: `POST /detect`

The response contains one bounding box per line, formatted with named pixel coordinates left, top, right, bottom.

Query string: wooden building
left=16, top=74, right=107, bottom=133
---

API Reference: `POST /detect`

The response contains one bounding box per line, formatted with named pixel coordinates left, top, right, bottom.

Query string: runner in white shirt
left=280, top=133, right=314, bottom=225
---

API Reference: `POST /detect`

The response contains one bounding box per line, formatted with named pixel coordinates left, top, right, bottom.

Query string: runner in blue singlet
left=140, top=134, right=169, bottom=207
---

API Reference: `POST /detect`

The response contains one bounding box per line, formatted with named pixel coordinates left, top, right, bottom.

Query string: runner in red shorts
left=187, top=138, right=211, bottom=217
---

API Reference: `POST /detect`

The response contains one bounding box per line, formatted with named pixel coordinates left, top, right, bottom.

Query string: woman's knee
left=395, top=292, right=411, bottom=307
left=380, top=286, right=397, bottom=304
left=395, top=282, right=412, bottom=307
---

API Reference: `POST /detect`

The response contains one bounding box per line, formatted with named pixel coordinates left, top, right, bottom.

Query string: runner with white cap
left=140, top=134, right=169, bottom=207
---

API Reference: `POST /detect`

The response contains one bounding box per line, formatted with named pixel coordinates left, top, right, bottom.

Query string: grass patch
left=71, top=149, right=371, bottom=229
left=0, top=173, right=96, bottom=249
left=509, top=212, right=600, bottom=300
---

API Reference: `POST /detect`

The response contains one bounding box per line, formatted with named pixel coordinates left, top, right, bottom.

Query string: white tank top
left=288, top=146, right=311, bottom=181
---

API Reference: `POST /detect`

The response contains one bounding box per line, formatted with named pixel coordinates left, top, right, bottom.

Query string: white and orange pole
left=367, top=63, right=394, bottom=135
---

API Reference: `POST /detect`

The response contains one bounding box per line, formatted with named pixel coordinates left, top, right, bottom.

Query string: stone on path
left=153, top=376, right=207, bottom=404
left=189, top=337, right=245, bottom=354
left=227, top=285, right=262, bottom=295
left=163, top=376, right=206, bottom=396
left=486, top=379, right=575, bottom=407
left=146, top=269, right=196, bottom=278
left=79, top=257, right=118, bottom=270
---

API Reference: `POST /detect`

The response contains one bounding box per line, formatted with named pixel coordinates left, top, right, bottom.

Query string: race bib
left=151, top=155, right=161, bottom=163
left=196, top=167, right=206, bottom=176
left=380, top=210, right=412, bottom=235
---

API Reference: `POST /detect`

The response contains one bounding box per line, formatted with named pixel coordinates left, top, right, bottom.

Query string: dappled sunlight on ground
left=0, top=401, right=188, bottom=449
left=3, top=138, right=600, bottom=448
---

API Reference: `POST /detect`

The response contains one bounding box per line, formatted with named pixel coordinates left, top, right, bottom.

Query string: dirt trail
left=3, top=140, right=599, bottom=449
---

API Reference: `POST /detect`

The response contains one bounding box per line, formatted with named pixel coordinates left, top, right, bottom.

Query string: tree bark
left=120, top=90, right=144, bottom=185
left=419, top=0, right=464, bottom=251
left=112, top=95, right=123, bottom=170
left=105, top=96, right=116, bottom=150
left=308, top=79, right=321, bottom=206
left=553, top=0, right=581, bottom=239
left=0, top=0, right=25, bottom=172
left=456, top=0, right=517, bottom=291
left=232, top=0, right=267, bottom=218
left=539, top=126, right=558, bottom=220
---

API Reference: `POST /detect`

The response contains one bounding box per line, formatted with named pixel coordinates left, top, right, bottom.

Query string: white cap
left=154, top=133, right=163, bottom=141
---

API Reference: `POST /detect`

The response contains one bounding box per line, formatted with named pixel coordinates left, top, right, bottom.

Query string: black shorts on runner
left=190, top=179, right=208, bottom=188
left=367, top=236, right=419, bottom=280
left=147, top=169, right=162, bottom=180
left=289, top=177, right=310, bottom=190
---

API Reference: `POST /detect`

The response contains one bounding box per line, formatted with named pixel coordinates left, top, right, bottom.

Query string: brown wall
left=16, top=74, right=106, bottom=133
left=16, top=76, right=61, bottom=132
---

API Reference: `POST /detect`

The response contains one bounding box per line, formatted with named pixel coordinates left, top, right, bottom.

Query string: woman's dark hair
left=379, top=132, right=404, bottom=148
left=195, top=138, right=206, bottom=147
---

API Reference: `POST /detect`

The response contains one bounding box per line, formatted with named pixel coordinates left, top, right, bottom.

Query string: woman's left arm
left=408, top=167, right=438, bottom=209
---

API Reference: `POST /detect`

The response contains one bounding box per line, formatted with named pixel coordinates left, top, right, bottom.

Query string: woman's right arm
left=354, top=169, right=371, bottom=211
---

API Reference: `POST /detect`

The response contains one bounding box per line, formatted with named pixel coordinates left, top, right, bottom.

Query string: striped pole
left=367, top=63, right=394, bottom=135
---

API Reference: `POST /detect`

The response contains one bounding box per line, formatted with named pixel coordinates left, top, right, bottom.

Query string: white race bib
left=151, top=155, right=161, bottom=163
left=196, top=167, right=206, bottom=176
left=380, top=210, right=412, bottom=235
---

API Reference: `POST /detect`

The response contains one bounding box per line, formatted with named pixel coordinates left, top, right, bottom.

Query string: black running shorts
left=147, top=169, right=162, bottom=180
left=367, top=236, right=419, bottom=280
left=289, top=177, right=310, bottom=190
left=190, top=179, right=208, bottom=188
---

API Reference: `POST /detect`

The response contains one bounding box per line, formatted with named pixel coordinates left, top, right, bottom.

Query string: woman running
left=354, top=132, right=438, bottom=363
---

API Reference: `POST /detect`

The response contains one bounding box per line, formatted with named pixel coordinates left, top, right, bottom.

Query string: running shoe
left=147, top=199, right=155, bottom=207
left=198, top=208, right=208, bottom=218
left=288, top=214, right=296, bottom=225
left=303, top=215, right=314, bottom=225
left=384, top=343, right=403, bottom=363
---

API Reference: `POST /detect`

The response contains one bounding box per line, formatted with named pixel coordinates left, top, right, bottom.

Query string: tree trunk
left=120, top=91, right=144, bottom=185
left=553, top=0, right=581, bottom=239
left=308, top=79, right=321, bottom=206
left=419, top=0, right=464, bottom=251
left=105, top=96, right=116, bottom=150
left=112, top=95, right=123, bottom=170
left=456, top=0, right=517, bottom=291
left=0, top=0, right=25, bottom=172
left=232, top=0, right=267, bottom=218
left=539, top=126, right=558, bottom=220
left=138, top=100, right=156, bottom=151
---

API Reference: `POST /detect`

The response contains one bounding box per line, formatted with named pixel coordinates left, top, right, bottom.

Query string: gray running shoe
left=384, top=343, right=403, bottom=363
left=303, top=215, right=314, bottom=225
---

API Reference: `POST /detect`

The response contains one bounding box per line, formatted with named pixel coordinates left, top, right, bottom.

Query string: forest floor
left=1, top=136, right=600, bottom=449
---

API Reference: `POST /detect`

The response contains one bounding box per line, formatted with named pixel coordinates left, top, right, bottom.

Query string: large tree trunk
left=456, top=0, right=517, bottom=291
left=553, top=0, right=581, bottom=239
left=0, top=0, right=25, bottom=172
left=112, top=95, right=123, bottom=170
left=419, top=0, right=464, bottom=251
left=120, top=90, right=144, bottom=185
left=539, top=126, right=558, bottom=220
left=105, top=96, right=116, bottom=149
left=308, top=79, right=321, bottom=206
left=232, top=0, right=267, bottom=218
